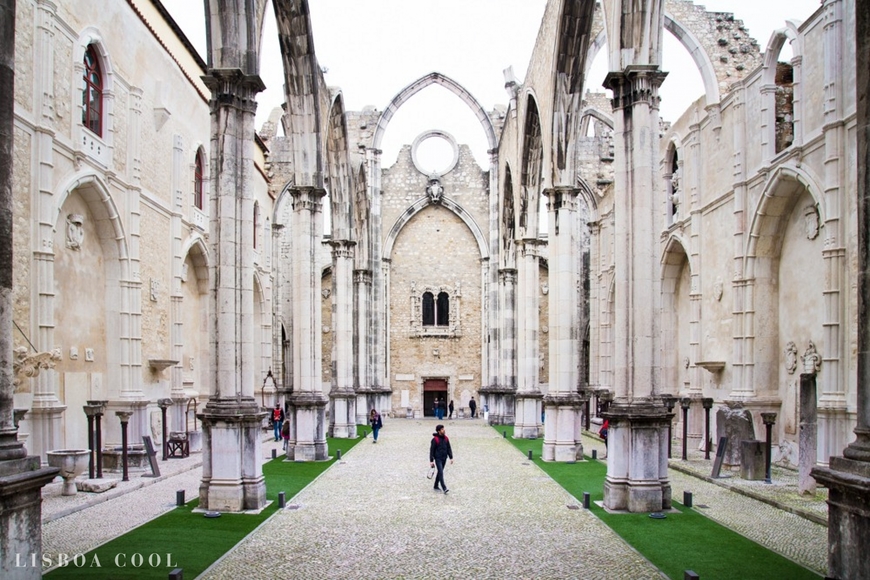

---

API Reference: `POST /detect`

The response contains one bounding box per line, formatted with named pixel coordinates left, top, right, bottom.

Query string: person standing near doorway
left=469, top=397, right=477, bottom=419
left=272, top=404, right=285, bottom=441
left=370, top=409, right=383, bottom=443
left=448, top=400, right=454, bottom=419
left=429, top=424, right=454, bottom=493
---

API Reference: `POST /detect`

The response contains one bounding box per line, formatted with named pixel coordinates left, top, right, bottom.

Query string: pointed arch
left=371, top=72, right=497, bottom=153
left=181, top=234, right=210, bottom=295
left=352, top=162, right=370, bottom=267
left=383, top=197, right=489, bottom=261
left=326, top=91, right=352, bottom=239
left=520, top=93, right=544, bottom=238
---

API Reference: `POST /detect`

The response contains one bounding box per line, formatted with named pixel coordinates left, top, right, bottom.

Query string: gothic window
left=193, top=151, right=204, bottom=210
left=414, top=286, right=458, bottom=336
left=436, top=292, right=449, bottom=327
left=667, top=146, right=680, bottom=224
left=82, top=45, right=103, bottom=136
left=774, top=62, right=795, bottom=153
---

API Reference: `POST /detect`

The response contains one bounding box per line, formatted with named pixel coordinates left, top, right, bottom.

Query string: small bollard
left=591, top=449, right=598, bottom=460
left=278, top=491, right=286, bottom=509
left=583, top=492, right=591, bottom=509
left=683, top=491, right=693, bottom=508
left=528, top=450, right=533, bottom=460
left=336, top=449, right=342, bottom=460
left=168, top=568, right=183, bottom=580
left=503, top=431, right=507, bottom=438
left=684, top=571, right=700, bottom=580
left=271, top=448, right=277, bottom=459
left=176, top=490, right=185, bottom=507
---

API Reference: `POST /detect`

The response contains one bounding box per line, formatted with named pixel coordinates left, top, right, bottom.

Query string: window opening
left=82, top=45, right=103, bottom=136
left=193, top=151, right=204, bottom=210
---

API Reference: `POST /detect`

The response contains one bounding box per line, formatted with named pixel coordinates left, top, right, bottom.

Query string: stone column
left=811, top=2, right=870, bottom=577
left=329, top=240, right=356, bottom=438
left=514, top=239, right=543, bottom=438
left=0, top=1, right=60, bottom=575
left=602, top=66, right=671, bottom=513
left=285, top=187, right=328, bottom=461
left=542, top=187, right=584, bottom=462
left=366, top=147, right=388, bottom=394
left=197, top=69, right=266, bottom=512
left=28, top=0, right=65, bottom=462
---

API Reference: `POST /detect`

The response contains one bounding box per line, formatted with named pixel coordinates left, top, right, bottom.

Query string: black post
left=584, top=398, right=591, bottom=432
left=117, top=411, right=132, bottom=482
left=157, top=398, right=172, bottom=461
left=84, top=406, right=96, bottom=479
left=681, top=398, right=691, bottom=461
left=702, top=398, right=714, bottom=460
left=664, top=396, right=677, bottom=459
left=88, top=400, right=107, bottom=478
left=761, top=412, right=777, bottom=484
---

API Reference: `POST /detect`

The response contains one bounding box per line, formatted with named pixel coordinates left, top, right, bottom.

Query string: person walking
left=281, top=419, right=290, bottom=451
left=448, top=400, right=454, bottom=419
left=429, top=424, right=454, bottom=493
left=272, top=404, right=285, bottom=441
left=369, top=409, right=383, bottom=443
left=469, top=397, right=477, bottom=419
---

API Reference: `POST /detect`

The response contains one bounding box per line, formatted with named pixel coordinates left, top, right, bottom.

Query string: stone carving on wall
left=541, top=283, right=549, bottom=295
left=13, top=346, right=62, bottom=392
left=85, top=348, right=95, bottom=362
left=322, top=288, right=331, bottom=299
left=784, top=341, right=798, bottom=374
left=69, top=346, right=79, bottom=360
left=66, top=213, right=84, bottom=250
left=802, top=341, right=821, bottom=376
left=713, top=278, right=724, bottom=302
left=803, top=204, right=820, bottom=240
left=181, top=263, right=189, bottom=283
left=426, top=177, right=444, bottom=204
left=150, top=278, right=159, bottom=302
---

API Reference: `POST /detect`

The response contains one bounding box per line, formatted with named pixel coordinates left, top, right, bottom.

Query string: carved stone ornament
left=13, top=346, right=62, bottom=390
left=181, top=262, right=189, bottom=283
left=784, top=341, right=798, bottom=375
left=802, top=341, right=821, bottom=376
left=426, top=177, right=444, bottom=204
left=541, top=283, right=549, bottom=295
left=322, top=288, right=331, bottom=299
left=713, top=278, right=724, bottom=302
left=66, top=213, right=85, bottom=250
left=684, top=357, right=690, bottom=369
left=803, top=204, right=820, bottom=240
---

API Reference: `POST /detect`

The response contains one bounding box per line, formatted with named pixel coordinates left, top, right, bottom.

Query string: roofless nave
left=1, top=1, right=869, bottom=578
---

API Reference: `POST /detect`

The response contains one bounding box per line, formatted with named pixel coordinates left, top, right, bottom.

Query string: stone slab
left=76, top=478, right=119, bottom=493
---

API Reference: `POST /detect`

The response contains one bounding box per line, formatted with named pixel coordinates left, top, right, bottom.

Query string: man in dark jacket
left=429, top=424, right=454, bottom=493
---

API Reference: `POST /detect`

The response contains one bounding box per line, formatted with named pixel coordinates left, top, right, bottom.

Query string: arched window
left=193, top=151, right=204, bottom=210
left=82, top=45, right=103, bottom=136
left=422, top=292, right=435, bottom=326
left=436, top=292, right=449, bottom=327
left=253, top=201, right=260, bottom=249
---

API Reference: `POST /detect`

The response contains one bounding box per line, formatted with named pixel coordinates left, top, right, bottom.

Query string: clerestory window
left=422, top=291, right=449, bottom=327
left=82, top=45, right=103, bottom=136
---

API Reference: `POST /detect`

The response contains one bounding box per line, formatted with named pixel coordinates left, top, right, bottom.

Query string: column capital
left=288, top=187, right=327, bottom=213
left=329, top=239, right=356, bottom=259
left=604, top=65, right=668, bottom=111
left=202, top=69, right=266, bottom=113
left=353, top=269, right=372, bottom=285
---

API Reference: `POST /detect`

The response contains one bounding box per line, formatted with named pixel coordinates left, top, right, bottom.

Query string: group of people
left=432, top=398, right=453, bottom=420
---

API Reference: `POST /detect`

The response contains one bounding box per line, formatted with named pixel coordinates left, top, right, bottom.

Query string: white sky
left=162, top=0, right=822, bottom=169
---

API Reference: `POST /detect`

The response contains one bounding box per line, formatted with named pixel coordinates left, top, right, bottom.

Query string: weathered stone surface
left=740, top=439, right=765, bottom=480
left=76, top=478, right=118, bottom=493
left=717, top=406, right=755, bottom=468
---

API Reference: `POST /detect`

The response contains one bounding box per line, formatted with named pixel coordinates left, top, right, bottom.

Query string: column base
left=198, top=399, right=267, bottom=512
left=329, top=390, right=357, bottom=439
left=542, top=392, right=587, bottom=462
left=514, top=392, right=543, bottom=439
left=811, top=456, right=870, bottom=580
left=355, top=387, right=392, bottom=425
left=0, top=456, right=59, bottom=579
left=478, top=385, right=516, bottom=425
left=286, top=392, right=328, bottom=461
left=603, top=402, right=672, bottom=513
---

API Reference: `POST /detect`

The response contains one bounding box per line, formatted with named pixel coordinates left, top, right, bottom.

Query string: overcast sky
left=162, top=0, right=822, bottom=168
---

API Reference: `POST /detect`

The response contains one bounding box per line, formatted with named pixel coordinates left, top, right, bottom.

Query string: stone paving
left=201, top=420, right=663, bottom=580
left=38, top=420, right=830, bottom=579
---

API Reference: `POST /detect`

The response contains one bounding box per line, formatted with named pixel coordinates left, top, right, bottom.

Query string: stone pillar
left=285, top=187, right=328, bottom=460
left=811, top=2, right=870, bottom=577
left=353, top=269, right=371, bottom=424
left=329, top=240, right=357, bottom=438
left=542, top=187, right=584, bottom=462
left=799, top=374, right=817, bottom=494
left=514, top=239, right=542, bottom=439
left=0, top=1, right=60, bottom=575
left=197, top=69, right=266, bottom=512
left=602, top=65, right=672, bottom=513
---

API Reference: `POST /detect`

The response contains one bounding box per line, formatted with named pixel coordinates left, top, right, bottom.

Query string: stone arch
left=181, top=234, right=210, bottom=296
left=371, top=72, right=497, bottom=154
left=352, top=162, right=370, bottom=268
left=660, top=233, right=695, bottom=398
left=252, top=270, right=269, bottom=380
left=575, top=177, right=600, bottom=225
left=579, top=106, right=614, bottom=136
left=762, top=28, right=799, bottom=85
left=520, top=93, right=544, bottom=238
left=383, top=197, right=488, bottom=261
left=326, top=91, right=352, bottom=239
left=502, top=161, right=517, bottom=259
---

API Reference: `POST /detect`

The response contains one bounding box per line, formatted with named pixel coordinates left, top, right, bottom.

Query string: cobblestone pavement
left=202, top=420, right=663, bottom=580
left=39, top=422, right=830, bottom=579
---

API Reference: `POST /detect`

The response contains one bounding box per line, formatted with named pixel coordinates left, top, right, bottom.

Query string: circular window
left=411, top=131, right=459, bottom=177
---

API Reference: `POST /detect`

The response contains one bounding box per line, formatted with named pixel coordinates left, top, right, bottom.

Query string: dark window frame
left=193, top=151, right=204, bottom=210
left=82, top=45, right=103, bottom=137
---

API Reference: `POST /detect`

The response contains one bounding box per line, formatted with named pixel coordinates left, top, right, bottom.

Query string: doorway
left=423, top=379, right=448, bottom=417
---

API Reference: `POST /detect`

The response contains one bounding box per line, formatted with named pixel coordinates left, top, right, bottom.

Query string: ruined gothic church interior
left=1, top=0, right=869, bottom=578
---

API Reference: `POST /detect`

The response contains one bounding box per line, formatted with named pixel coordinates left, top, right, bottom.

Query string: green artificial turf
left=498, top=425, right=822, bottom=580
left=45, top=434, right=362, bottom=579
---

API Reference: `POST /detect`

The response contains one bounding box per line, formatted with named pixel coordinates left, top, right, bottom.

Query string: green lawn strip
left=46, top=433, right=363, bottom=579
left=496, top=425, right=820, bottom=580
